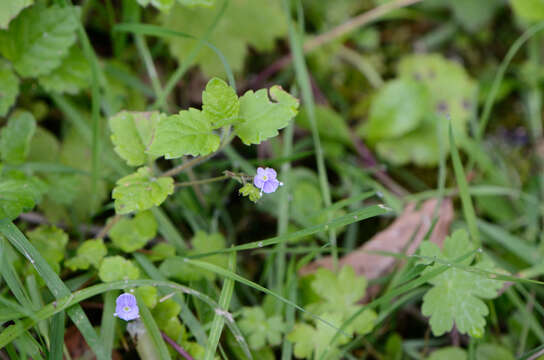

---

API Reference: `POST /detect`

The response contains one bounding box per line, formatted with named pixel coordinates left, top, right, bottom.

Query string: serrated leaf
left=164, top=0, right=286, bottom=76
left=287, top=313, right=344, bottom=360
left=239, top=307, right=286, bottom=350
left=308, top=266, right=377, bottom=336
left=234, top=86, right=299, bottom=145
left=65, top=238, right=107, bottom=271
left=109, top=111, right=160, bottom=166
left=112, top=167, right=174, bottom=215
left=420, top=229, right=502, bottom=337
left=27, top=225, right=68, bottom=273
left=98, top=256, right=140, bottom=282
left=147, top=108, right=220, bottom=159
left=0, top=3, right=78, bottom=77
left=0, top=111, right=36, bottom=164
left=0, top=62, right=19, bottom=116
left=0, top=173, right=46, bottom=220
left=38, top=45, right=91, bottom=94
left=110, top=211, right=158, bottom=252
left=0, top=0, right=33, bottom=29
left=202, top=77, right=240, bottom=128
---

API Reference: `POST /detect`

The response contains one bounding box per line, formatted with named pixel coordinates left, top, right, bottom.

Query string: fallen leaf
left=299, top=198, right=454, bottom=286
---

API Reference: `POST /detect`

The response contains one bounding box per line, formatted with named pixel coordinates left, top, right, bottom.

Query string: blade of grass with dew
left=100, top=291, right=117, bottom=357
left=48, top=311, right=65, bottom=360
left=0, top=240, right=33, bottom=309
left=275, top=122, right=294, bottom=305
left=136, top=292, right=172, bottom=360
left=0, top=221, right=110, bottom=360
left=190, top=205, right=390, bottom=258
left=205, top=252, right=238, bottom=360
left=134, top=253, right=207, bottom=346
left=449, top=124, right=480, bottom=246
left=0, top=279, right=253, bottom=349
left=282, top=0, right=338, bottom=268
left=183, top=258, right=346, bottom=336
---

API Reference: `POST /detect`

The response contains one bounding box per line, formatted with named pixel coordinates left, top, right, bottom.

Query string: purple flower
left=253, top=167, right=283, bottom=195
left=114, top=293, right=139, bottom=321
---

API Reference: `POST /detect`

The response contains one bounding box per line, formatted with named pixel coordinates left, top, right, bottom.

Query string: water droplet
left=353, top=215, right=358, bottom=219
left=376, top=191, right=383, bottom=198
left=257, top=241, right=263, bottom=248
left=477, top=248, right=483, bottom=253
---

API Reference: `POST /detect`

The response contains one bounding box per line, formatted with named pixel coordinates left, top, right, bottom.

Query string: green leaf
left=0, top=111, right=36, bottom=164
left=136, top=0, right=175, bottom=12
left=110, top=211, right=158, bottom=252
left=239, top=183, right=261, bottom=202
left=0, top=62, right=19, bottom=116
left=147, top=108, right=220, bottom=159
left=202, top=77, right=240, bottom=127
left=151, top=298, right=186, bottom=341
left=308, top=266, right=377, bottom=336
left=178, top=0, right=215, bottom=6
left=37, top=45, right=91, bottom=94
left=98, top=256, right=140, bottom=282
left=0, top=3, right=78, bottom=77
left=234, top=86, right=299, bottom=145
left=296, top=106, right=351, bottom=145
left=475, top=344, right=515, bottom=360
left=109, top=111, right=160, bottom=166
left=160, top=231, right=227, bottom=282
left=239, top=307, right=286, bottom=350
left=0, top=173, right=46, bottom=220
left=136, top=285, right=158, bottom=308
left=0, top=0, right=33, bottom=29
left=27, top=225, right=68, bottom=274
left=65, top=238, right=107, bottom=271
left=420, top=229, right=502, bottom=337
left=363, top=78, right=429, bottom=144
left=427, top=347, right=467, bottom=360
left=287, top=313, right=343, bottom=360
left=511, top=0, right=544, bottom=22
left=164, top=0, right=286, bottom=76
left=112, top=167, right=174, bottom=215
left=425, top=0, right=505, bottom=31
left=148, top=242, right=176, bottom=261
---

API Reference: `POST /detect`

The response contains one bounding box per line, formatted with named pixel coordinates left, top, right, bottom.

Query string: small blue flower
left=254, top=167, right=283, bottom=195
left=114, top=293, right=139, bottom=321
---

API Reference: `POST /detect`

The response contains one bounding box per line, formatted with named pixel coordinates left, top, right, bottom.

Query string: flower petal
left=262, top=179, right=279, bottom=193
left=264, top=168, right=277, bottom=180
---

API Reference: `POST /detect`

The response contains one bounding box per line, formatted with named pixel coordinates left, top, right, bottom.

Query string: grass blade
left=48, top=312, right=65, bottom=360
left=100, top=291, right=118, bottom=357
left=136, top=293, right=172, bottom=360
left=0, top=221, right=109, bottom=360
left=449, top=124, right=480, bottom=245
left=205, top=252, right=237, bottom=360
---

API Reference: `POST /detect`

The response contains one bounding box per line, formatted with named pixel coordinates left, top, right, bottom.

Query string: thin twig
left=96, top=214, right=122, bottom=240
left=247, top=0, right=422, bottom=89
left=18, top=213, right=102, bottom=235
left=160, top=331, right=194, bottom=360
left=160, top=154, right=213, bottom=178
left=175, top=175, right=230, bottom=188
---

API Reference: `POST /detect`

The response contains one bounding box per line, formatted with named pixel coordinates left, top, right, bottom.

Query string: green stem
left=283, top=0, right=338, bottom=269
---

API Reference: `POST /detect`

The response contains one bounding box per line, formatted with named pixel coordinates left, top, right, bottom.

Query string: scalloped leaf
left=0, top=62, right=19, bottom=116
left=0, top=0, right=33, bottom=29
left=65, top=238, right=107, bottom=271
left=112, top=167, right=174, bottom=215
left=0, top=172, right=47, bottom=220
left=0, top=111, right=36, bottom=164
left=109, top=111, right=160, bottom=166
left=37, top=45, right=91, bottom=94
left=163, top=0, right=286, bottom=76
left=234, top=86, right=299, bottom=145
left=202, top=77, right=240, bottom=128
left=110, top=211, right=158, bottom=252
left=147, top=108, right=220, bottom=159
left=0, top=3, right=78, bottom=77
left=98, top=256, right=140, bottom=282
